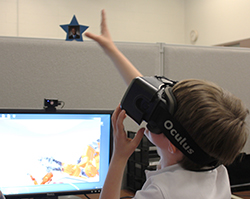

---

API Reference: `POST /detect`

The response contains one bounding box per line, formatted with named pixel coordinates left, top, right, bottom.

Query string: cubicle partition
left=0, top=37, right=249, bottom=152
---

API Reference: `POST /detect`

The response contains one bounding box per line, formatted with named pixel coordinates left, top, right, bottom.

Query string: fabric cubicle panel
left=163, top=44, right=250, bottom=153
left=0, top=37, right=160, bottom=109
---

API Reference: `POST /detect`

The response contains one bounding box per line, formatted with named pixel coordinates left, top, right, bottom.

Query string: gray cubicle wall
left=0, top=37, right=161, bottom=108
left=0, top=37, right=161, bottom=132
left=163, top=44, right=250, bottom=153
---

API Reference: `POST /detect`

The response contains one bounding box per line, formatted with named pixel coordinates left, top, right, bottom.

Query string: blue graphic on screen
left=0, top=113, right=111, bottom=195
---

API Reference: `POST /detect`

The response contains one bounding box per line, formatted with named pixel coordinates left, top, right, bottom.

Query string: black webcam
left=44, top=98, right=60, bottom=107
left=44, top=98, right=64, bottom=112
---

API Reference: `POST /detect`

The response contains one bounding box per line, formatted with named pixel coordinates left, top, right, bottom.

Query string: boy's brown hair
left=172, top=79, right=249, bottom=170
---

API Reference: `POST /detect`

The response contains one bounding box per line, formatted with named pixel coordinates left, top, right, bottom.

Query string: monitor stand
left=33, top=195, right=89, bottom=199
left=59, top=195, right=90, bottom=199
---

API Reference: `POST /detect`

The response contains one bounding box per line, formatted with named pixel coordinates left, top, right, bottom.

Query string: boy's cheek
left=144, top=129, right=155, bottom=145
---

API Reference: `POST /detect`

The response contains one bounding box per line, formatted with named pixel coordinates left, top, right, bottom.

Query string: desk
left=77, top=190, right=135, bottom=199
left=76, top=189, right=250, bottom=199
left=233, top=191, right=250, bottom=199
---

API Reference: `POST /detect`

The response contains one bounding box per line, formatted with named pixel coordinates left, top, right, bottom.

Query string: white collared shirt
left=133, top=164, right=231, bottom=199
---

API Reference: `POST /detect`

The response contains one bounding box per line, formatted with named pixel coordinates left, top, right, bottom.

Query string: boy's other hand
left=111, top=105, right=145, bottom=162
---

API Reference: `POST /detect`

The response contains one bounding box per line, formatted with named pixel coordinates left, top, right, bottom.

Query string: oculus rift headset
left=120, top=76, right=219, bottom=168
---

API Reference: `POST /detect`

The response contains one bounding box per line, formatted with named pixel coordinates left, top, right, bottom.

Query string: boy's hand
left=85, top=9, right=116, bottom=54
left=111, top=105, right=145, bottom=162
left=85, top=9, right=142, bottom=85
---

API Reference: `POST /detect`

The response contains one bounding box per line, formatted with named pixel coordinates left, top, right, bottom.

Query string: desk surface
left=78, top=189, right=135, bottom=199
left=233, top=191, right=250, bottom=199
left=76, top=189, right=250, bottom=199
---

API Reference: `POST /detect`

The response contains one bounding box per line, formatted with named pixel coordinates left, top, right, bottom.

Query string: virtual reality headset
left=121, top=76, right=218, bottom=168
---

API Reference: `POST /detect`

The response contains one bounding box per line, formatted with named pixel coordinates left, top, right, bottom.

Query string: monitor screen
left=0, top=109, right=113, bottom=198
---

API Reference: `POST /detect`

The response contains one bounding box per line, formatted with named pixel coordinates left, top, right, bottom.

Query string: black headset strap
left=150, top=101, right=218, bottom=167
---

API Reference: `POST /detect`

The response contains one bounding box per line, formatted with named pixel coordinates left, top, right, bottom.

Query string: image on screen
left=0, top=110, right=112, bottom=198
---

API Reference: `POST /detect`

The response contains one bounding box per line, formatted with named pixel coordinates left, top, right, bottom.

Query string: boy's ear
left=168, top=140, right=177, bottom=154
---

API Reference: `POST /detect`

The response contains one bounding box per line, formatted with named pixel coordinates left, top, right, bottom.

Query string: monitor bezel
left=0, top=108, right=113, bottom=199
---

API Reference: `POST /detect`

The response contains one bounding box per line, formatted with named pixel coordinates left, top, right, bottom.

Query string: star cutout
left=60, top=15, right=89, bottom=41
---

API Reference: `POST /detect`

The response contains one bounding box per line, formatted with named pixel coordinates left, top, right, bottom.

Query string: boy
left=85, top=10, right=248, bottom=199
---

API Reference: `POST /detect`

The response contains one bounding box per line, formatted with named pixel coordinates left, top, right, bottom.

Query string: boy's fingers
left=132, top=128, right=145, bottom=147
left=116, top=110, right=126, bottom=136
left=101, top=10, right=108, bottom=35
left=111, top=105, right=122, bottom=131
left=101, top=9, right=106, bottom=24
left=84, top=32, right=98, bottom=41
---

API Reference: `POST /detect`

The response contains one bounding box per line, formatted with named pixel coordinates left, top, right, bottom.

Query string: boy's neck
left=157, top=147, right=183, bottom=169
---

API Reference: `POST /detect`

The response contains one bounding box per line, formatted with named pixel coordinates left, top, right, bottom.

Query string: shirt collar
left=145, top=164, right=184, bottom=179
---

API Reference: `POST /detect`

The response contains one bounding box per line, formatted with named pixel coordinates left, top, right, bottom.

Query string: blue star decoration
left=60, top=15, right=89, bottom=42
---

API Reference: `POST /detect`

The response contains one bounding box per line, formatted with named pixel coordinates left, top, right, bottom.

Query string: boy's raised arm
left=85, top=10, right=145, bottom=199
left=85, top=9, right=142, bottom=86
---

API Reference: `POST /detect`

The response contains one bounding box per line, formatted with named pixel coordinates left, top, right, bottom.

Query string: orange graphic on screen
left=29, top=143, right=100, bottom=185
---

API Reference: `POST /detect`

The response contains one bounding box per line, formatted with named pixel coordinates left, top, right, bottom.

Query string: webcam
left=44, top=98, right=64, bottom=111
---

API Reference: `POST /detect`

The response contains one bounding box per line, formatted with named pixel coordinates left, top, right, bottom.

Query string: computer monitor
left=0, top=108, right=113, bottom=199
